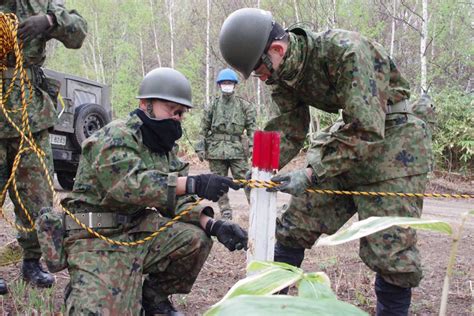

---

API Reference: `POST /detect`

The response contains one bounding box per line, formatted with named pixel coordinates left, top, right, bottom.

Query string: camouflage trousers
left=276, top=174, right=428, bottom=288
left=0, top=129, right=53, bottom=259
left=64, top=212, right=212, bottom=315
left=208, top=159, right=249, bottom=214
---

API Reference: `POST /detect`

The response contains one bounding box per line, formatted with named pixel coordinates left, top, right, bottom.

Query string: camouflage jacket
left=196, top=93, right=256, bottom=160
left=1, top=0, right=87, bottom=138
left=265, top=28, right=432, bottom=184
left=62, top=113, right=207, bottom=229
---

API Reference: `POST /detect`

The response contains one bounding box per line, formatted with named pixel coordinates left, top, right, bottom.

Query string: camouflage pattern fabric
left=36, top=208, right=67, bottom=272
left=65, top=212, right=212, bottom=315
left=208, top=159, right=250, bottom=213
left=265, top=28, right=433, bottom=288
left=0, top=0, right=87, bottom=138
left=0, top=130, right=53, bottom=259
left=196, top=93, right=256, bottom=160
left=0, top=1, right=86, bottom=259
left=62, top=112, right=213, bottom=312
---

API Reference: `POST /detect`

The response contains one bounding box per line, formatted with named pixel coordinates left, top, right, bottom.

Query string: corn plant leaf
left=214, top=262, right=303, bottom=305
left=297, top=272, right=335, bottom=300
left=247, top=260, right=302, bottom=274
left=316, top=216, right=452, bottom=247
left=205, top=295, right=368, bottom=316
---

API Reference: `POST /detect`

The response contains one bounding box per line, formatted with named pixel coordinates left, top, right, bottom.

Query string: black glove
left=18, top=14, right=52, bottom=41
left=206, top=219, right=248, bottom=251
left=186, top=174, right=241, bottom=202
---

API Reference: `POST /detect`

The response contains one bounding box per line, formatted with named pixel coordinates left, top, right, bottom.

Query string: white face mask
left=221, top=84, right=235, bottom=94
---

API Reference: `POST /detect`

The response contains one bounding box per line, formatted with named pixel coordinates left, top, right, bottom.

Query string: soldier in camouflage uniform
left=0, top=0, right=87, bottom=293
left=195, top=68, right=256, bottom=220
left=220, top=8, right=433, bottom=316
left=60, top=68, right=247, bottom=315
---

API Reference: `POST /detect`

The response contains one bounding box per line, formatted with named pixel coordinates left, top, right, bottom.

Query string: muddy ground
left=0, top=157, right=472, bottom=315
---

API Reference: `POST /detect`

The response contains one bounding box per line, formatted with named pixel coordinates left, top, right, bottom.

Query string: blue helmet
left=216, top=68, right=239, bottom=84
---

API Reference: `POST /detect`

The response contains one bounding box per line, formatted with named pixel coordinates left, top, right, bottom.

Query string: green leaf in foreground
left=316, top=216, right=452, bottom=247
left=298, top=272, right=335, bottom=299
left=204, top=295, right=368, bottom=316
left=216, top=263, right=303, bottom=304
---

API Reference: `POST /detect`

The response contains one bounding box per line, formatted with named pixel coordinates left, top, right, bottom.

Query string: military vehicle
left=44, top=69, right=112, bottom=191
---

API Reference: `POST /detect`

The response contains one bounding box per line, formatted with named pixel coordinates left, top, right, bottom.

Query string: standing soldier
left=219, top=8, right=433, bottom=316
left=0, top=1, right=87, bottom=293
left=195, top=68, right=256, bottom=220
left=55, top=68, right=247, bottom=314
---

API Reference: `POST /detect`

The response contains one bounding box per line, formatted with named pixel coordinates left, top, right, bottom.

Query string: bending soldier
left=58, top=68, right=247, bottom=315
left=219, top=8, right=433, bottom=316
left=0, top=0, right=87, bottom=293
left=195, top=68, right=256, bottom=220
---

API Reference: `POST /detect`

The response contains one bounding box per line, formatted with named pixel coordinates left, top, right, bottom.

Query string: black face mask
left=132, top=109, right=182, bottom=154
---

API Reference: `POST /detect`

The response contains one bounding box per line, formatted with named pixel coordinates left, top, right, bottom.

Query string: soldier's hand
left=196, top=151, right=205, bottom=162
left=267, top=169, right=314, bottom=196
left=18, top=14, right=53, bottom=41
left=186, top=174, right=242, bottom=202
left=206, top=219, right=248, bottom=251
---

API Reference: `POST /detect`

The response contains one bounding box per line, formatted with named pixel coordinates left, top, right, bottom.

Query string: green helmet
left=137, top=67, right=193, bottom=108
left=219, top=8, right=274, bottom=79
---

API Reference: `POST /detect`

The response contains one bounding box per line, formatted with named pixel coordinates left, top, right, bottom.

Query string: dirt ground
left=0, top=157, right=472, bottom=315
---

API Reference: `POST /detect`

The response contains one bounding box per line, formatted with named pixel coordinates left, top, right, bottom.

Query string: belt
left=211, top=133, right=241, bottom=141
left=387, top=100, right=412, bottom=114
left=64, top=211, right=139, bottom=231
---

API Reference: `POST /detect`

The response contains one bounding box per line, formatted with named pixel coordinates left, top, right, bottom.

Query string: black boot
left=375, top=274, right=412, bottom=316
left=0, top=278, right=8, bottom=295
left=273, top=242, right=305, bottom=294
left=22, top=259, right=55, bottom=288
left=142, top=297, right=184, bottom=316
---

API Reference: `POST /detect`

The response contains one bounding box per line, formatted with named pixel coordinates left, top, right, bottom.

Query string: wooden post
left=247, top=131, right=280, bottom=271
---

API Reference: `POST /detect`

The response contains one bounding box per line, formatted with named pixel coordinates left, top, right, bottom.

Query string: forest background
left=46, top=0, right=473, bottom=174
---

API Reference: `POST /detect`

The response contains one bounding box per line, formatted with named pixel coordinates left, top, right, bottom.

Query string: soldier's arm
left=309, top=42, right=386, bottom=181
left=89, top=135, right=196, bottom=221
left=264, top=87, right=310, bottom=168
left=45, top=2, right=87, bottom=49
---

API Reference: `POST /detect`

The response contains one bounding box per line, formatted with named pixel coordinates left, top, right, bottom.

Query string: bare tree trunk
left=149, top=0, right=162, bottom=67
left=93, top=11, right=105, bottom=83
left=293, top=0, right=300, bottom=23
left=256, top=0, right=262, bottom=109
left=139, top=31, right=145, bottom=77
left=167, top=0, right=174, bottom=68
left=420, top=0, right=428, bottom=92
left=390, top=0, right=397, bottom=57
left=205, top=0, right=211, bottom=107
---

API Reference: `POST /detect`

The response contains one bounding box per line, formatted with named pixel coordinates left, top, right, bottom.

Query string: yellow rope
left=1, top=13, right=471, bottom=249
left=0, top=12, right=196, bottom=247
left=236, top=179, right=474, bottom=199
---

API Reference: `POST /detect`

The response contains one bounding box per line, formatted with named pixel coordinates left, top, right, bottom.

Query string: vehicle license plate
left=49, top=134, right=67, bottom=146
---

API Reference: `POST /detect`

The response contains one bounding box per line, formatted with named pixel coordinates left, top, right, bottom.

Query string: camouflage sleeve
left=173, top=195, right=209, bottom=226
left=264, top=86, right=310, bottom=168
left=45, top=2, right=87, bottom=49
left=195, top=102, right=213, bottom=152
left=243, top=99, right=257, bottom=147
left=309, top=42, right=387, bottom=181
left=93, top=140, right=171, bottom=213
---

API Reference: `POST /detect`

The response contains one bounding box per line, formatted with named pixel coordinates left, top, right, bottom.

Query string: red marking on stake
left=252, top=131, right=280, bottom=171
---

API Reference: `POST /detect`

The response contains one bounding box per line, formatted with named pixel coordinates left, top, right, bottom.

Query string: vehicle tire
left=57, top=171, right=75, bottom=191
left=72, top=103, right=110, bottom=149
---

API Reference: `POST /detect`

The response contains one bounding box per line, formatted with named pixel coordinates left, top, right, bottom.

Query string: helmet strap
left=261, top=53, right=279, bottom=82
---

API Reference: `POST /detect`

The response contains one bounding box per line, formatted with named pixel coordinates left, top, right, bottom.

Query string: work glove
left=186, top=174, right=241, bottom=202
left=18, top=14, right=52, bottom=41
left=205, top=219, right=248, bottom=251
left=244, top=170, right=252, bottom=195
left=196, top=150, right=205, bottom=162
left=267, top=169, right=314, bottom=196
